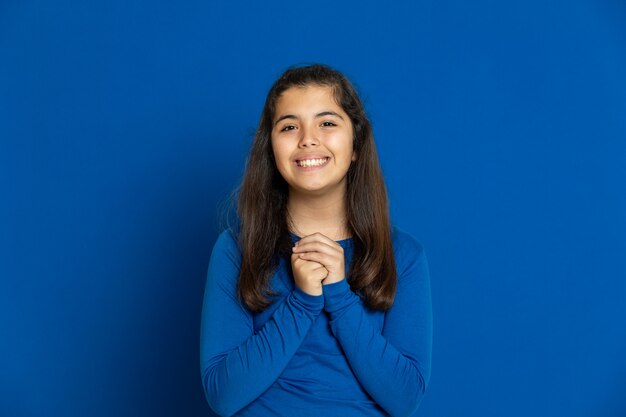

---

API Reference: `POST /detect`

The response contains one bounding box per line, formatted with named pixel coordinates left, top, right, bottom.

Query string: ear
left=351, top=151, right=357, bottom=162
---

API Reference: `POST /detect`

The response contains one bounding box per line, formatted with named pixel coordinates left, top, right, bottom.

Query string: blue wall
left=1, top=1, right=625, bottom=416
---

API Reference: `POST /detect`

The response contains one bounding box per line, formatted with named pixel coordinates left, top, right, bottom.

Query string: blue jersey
left=200, top=227, right=432, bottom=416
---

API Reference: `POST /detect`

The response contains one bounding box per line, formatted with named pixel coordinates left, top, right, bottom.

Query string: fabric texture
left=199, top=226, right=432, bottom=417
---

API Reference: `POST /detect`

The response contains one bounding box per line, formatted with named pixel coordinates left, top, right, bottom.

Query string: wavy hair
left=236, top=64, right=396, bottom=313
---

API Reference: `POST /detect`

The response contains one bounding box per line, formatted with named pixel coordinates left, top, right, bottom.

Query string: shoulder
left=391, top=225, right=427, bottom=274
left=206, top=229, right=244, bottom=295
left=391, top=225, right=425, bottom=256
left=210, top=228, right=243, bottom=265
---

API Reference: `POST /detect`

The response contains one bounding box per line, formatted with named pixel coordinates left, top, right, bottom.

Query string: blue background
left=1, top=0, right=625, bottom=416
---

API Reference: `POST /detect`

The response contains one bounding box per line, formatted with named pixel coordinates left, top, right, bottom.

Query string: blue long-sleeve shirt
left=200, top=226, right=432, bottom=417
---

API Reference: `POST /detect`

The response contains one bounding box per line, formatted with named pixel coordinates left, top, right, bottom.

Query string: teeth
left=298, top=158, right=328, bottom=167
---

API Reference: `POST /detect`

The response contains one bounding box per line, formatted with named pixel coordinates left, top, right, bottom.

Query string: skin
left=291, top=233, right=345, bottom=294
left=271, top=85, right=355, bottom=296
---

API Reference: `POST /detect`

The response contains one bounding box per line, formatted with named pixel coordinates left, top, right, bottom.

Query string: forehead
left=275, top=85, right=341, bottom=113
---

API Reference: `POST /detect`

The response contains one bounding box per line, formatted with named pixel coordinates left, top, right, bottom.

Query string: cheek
left=333, top=132, right=355, bottom=160
left=273, top=149, right=287, bottom=167
left=270, top=139, right=283, bottom=161
left=271, top=141, right=291, bottom=174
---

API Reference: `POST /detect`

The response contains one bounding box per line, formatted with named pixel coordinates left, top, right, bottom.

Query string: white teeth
left=297, top=158, right=328, bottom=167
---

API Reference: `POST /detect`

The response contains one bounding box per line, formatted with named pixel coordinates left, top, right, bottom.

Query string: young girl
left=200, top=64, right=432, bottom=417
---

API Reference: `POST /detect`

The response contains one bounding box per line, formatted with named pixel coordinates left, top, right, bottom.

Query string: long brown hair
left=236, top=64, right=396, bottom=313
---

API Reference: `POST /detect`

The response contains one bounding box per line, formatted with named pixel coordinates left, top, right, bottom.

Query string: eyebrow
left=274, top=111, right=344, bottom=126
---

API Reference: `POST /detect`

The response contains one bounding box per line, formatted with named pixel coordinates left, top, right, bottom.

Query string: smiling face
left=271, top=85, right=356, bottom=198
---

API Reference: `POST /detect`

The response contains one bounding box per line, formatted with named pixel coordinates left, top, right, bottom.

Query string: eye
left=321, top=121, right=336, bottom=127
left=280, top=125, right=297, bottom=132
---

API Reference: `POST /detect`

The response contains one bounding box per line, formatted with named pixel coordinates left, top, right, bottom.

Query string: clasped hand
left=291, top=233, right=345, bottom=296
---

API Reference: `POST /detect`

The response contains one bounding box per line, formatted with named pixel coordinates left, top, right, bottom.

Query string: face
left=271, top=85, right=356, bottom=198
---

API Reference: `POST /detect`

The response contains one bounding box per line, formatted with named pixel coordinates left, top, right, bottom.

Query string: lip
left=293, top=155, right=331, bottom=171
left=293, top=153, right=331, bottom=162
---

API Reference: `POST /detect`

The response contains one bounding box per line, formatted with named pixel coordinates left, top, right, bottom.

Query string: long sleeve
left=200, top=231, right=324, bottom=417
left=322, top=234, right=433, bottom=417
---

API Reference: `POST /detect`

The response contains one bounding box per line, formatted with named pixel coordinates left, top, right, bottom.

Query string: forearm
left=324, top=280, right=429, bottom=417
left=201, top=288, right=323, bottom=416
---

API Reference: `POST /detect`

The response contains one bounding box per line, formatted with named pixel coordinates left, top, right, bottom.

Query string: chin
left=291, top=182, right=345, bottom=197
left=296, top=186, right=327, bottom=195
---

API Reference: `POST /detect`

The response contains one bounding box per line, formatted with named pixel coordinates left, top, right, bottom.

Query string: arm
left=199, top=231, right=324, bottom=417
left=323, top=236, right=433, bottom=417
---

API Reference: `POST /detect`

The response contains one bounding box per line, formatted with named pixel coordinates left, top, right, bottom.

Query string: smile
left=295, top=157, right=330, bottom=168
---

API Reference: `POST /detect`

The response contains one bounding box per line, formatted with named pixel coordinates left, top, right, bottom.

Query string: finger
left=293, top=240, right=343, bottom=256
left=302, top=260, right=325, bottom=270
left=294, top=233, right=343, bottom=251
left=296, top=232, right=342, bottom=248
left=295, top=232, right=343, bottom=250
left=309, top=266, right=329, bottom=280
left=292, top=254, right=324, bottom=268
left=298, top=251, right=334, bottom=266
left=306, top=269, right=328, bottom=282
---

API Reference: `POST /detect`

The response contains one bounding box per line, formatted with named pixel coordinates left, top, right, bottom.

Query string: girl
left=200, top=64, right=432, bottom=417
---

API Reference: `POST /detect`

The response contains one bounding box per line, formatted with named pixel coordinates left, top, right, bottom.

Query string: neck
left=287, top=188, right=350, bottom=241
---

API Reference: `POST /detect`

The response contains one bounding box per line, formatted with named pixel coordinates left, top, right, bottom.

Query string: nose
left=298, top=124, right=319, bottom=148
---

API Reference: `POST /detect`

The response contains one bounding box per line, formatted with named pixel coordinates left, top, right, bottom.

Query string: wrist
left=292, top=285, right=324, bottom=311
left=322, top=279, right=355, bottom=314
left=296, top=282, right=323, bottom=296
left=322, top=275, right=345, bottom=286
